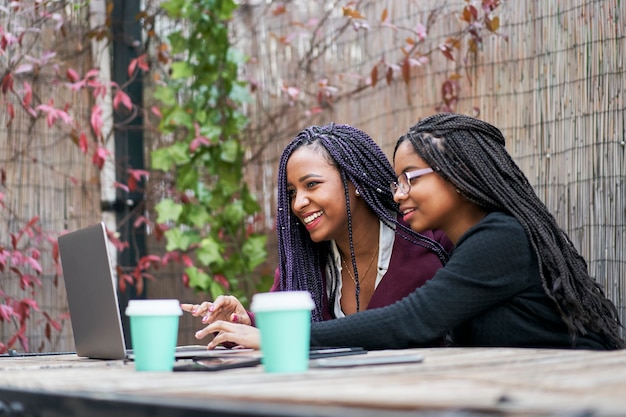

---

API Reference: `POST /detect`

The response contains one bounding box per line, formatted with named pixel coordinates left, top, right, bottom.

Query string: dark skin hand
left=193, top=320, right=261, bottom=350
left=181, top=295, right=252, bottom=326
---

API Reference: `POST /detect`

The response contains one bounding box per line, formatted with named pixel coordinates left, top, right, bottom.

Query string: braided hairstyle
left=276, top=123, right=450, bottom=321
left=394, top=112, right=624, bottom=349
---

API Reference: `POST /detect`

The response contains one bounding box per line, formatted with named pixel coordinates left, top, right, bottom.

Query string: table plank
left=1, top=348, right=625, bottom=416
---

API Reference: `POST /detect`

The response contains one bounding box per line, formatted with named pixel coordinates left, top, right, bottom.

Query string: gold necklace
left=341, top=243, right=379, bottom=287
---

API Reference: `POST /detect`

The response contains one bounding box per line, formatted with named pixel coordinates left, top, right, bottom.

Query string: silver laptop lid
left=58, top=223, right=127, bottom=359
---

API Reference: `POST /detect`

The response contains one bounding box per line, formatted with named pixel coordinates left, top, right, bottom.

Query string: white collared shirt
left=327, top=218, right=395, bottom=318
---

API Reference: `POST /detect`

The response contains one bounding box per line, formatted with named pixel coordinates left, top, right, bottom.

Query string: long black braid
left=394, top=113, right=624, bottom=349
left=277, top=123, right=450, bottom=321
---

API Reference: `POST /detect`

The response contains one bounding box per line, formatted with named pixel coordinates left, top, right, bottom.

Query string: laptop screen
left=58, top=223, right=127, bottom=359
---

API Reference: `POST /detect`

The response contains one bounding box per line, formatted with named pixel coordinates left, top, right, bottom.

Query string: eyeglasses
left=390, top=168, right=434, bottom=196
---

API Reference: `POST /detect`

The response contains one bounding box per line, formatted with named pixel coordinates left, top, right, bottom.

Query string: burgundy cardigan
left=250, top=227, right=452, bottom=324
left=317, top=227, right=452, bottom=320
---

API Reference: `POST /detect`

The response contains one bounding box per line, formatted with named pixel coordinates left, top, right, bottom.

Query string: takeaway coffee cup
left=250, top=291, right=315, bottom=373
left=125, top=299, right=182, bottom=371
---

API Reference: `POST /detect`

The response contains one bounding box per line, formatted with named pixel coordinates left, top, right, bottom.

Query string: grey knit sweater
left=310, top=211, right=611, bottom=350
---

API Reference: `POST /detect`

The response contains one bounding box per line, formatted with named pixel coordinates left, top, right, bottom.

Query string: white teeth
left=402, top=208, right=415, bottom=215
left=303, top=211, right=323, bottom=224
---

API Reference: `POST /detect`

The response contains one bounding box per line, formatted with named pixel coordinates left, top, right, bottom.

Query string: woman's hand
left=181, top=295, right=251, bottom=326
left=195, top=320, right=261, bottom=350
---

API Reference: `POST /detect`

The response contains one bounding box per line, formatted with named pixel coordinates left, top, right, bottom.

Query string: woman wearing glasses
left=203, top=114, right=623, bottom=350
left=185, top=123, right=452, bottom=336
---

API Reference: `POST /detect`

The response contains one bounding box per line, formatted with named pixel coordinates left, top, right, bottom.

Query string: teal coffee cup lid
left=250, top=291, right=314, bottom=312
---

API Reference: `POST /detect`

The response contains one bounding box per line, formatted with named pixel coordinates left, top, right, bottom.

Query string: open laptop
left=57, top=222, right=237, bottom=360
left=58, top=222, right=366, bottom=362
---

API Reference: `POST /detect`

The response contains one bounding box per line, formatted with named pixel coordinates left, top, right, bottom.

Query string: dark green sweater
left=310, top=212, right=611, bottom=350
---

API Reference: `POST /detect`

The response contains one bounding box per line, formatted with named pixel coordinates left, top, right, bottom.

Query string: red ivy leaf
left=127, top=59, right=137, bottom=78
left=6, top=102, right=14, bottom=126
left=66, top=68, right=80, bottom=82
left=182, top=254, right=194, bottom=268
left=370, top=64, right=378, bottom=88
left=0, top=304, right=14, bottom=321
left=439, top=44, right=455, bottom=61
left=486, top=16, right=500, bottom=32
left=113, top=181, right=129, bottom=193
left=386, top=66, right=393, bottom=85
left=22, top=81, right=32, bottom=108
left=118, top=275, right=127, bottom=293
left=129, top=54, right=149, bottom=77
left=137, top=54, right=149, bottom=72
left=78, top=132, right=88, bottom=154
left=151, top=106, right=162, bottom=118
left=461, top=5, right=478, bottom=23
left=1, top=72, right=13, bottom=95
left=90, top=104, right=103, bottom=138
left=113, top=90, right=133, bottom=111
left=51, top=241, right=59, bottom=262
left=213, top=274, right=230, bottom=290
left=401, top=58, right=411, bottom=85
left=272, top=5, right=286, bottom=15
left=91, top=146, right=110, bottom=170
left=380, top=8, right=388, bottom=22
left=342, top=7, right=365, bottom=19
left=482, top=0, right=501, bottom=13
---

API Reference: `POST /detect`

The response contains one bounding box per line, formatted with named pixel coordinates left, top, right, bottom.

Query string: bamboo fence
left=236, top=0, right=626, bottom=330
left=0, top=3, right=101, bottom=352
left=1, top=0, right=624, bottom=351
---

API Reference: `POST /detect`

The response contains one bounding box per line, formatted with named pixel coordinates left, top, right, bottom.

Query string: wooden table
left=0, top=347, right=625, bottom=416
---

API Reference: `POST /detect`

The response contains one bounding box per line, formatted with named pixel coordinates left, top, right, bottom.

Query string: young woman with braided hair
left=184, top=123, right=452, bottom=343
left=202, top=113, right=623, bottom=350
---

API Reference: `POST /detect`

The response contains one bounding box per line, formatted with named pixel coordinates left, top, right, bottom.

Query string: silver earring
left=355, top=189, right=361, bottom=197
left=456, top=189, right=461, bottom=194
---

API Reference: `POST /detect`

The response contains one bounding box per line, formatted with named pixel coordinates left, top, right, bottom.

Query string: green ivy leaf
left=196, top=182, right=213, bottom=205
left=233, top=112, right=249, bottom=130
left=155, top=199, right=183, bottom=223
left=223, top=201, right=245, bottom=226
left=164, top=107, right=193, bottom=128
left=160, top=0, right=185, bottom=17
left=242, top=234, right=267, bottom=270
left=227, top=48, right=248, bottom=66
left=229, top=82, right=251, bottom=103
left=153, top=85, right=177, bottom=107
left=171, top=142, right=192, bottom=165
left=242, top=186, right=261, bottom=214
left=168, top=32, right=187, bottom=54
left=197, top=237, right=223, bottom=266
left=216, top=0, right=238, bottom=20
left=187, top=204, right=211, bottom=228
left=211, top=163, right=241, bottom=196
left=151, top=142, right=190, bottom=171
left=150, top=147, right=174, bottom=171
left=256, top=274, right=274, bottom=294
left=209, top=280, right=226, bottom=299
left=171, top=62, right=194, bottom=79
left=220, top=138, right=239, bottom=163
left=176, top=162, right=200, bottom=191
left=200, top=124, right=222, bottom=140
left=185, top=266, right=210, bottom=291
left=164, top=228, right=199, bottom=251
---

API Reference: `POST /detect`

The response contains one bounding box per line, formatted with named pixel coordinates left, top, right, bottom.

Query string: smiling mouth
left=402, top=208, right=416, bottom=215
left=303, top=211, right=324, bottom=224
